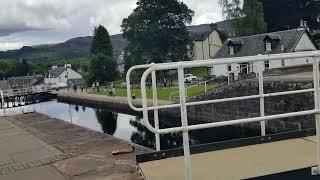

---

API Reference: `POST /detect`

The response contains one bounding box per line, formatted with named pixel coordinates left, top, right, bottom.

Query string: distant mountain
left=0, top=20, right=232, bottom=63
left=0, top=34, right=128, bottom=63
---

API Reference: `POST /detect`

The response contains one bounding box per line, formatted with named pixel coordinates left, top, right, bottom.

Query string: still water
left=4, top=100, right=259, bottom=150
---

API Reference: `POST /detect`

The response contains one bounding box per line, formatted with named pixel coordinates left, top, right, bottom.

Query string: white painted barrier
left=127, top=51, right=320, bottom=180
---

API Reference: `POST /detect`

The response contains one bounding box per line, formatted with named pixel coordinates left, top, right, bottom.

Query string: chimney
left=300, top=19, right=304, bottom=27
left=300, top=19, right=308, bottom=28
left=64, top=64, right=71, bottom=68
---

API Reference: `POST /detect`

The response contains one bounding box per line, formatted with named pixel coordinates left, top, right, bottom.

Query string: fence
left=126, top=51, right=320, bottom=180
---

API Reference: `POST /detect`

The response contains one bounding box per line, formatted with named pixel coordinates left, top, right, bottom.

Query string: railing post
left=178, top=66, right=192, bottom=180
left=312, top=56, right=320, bottom=175
left=152, top=70, right=161, bottom=151
left=0, top=90, right=4, bottom=116
left=205, top=81, right=207, bottom=93
left=258, top=69, right=266, bottom=136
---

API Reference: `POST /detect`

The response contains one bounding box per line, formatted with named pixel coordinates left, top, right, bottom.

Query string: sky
left=0, top=0, right=223, bottom=51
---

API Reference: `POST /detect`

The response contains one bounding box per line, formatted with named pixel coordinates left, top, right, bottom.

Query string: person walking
left=92, top=82, right=96, bottom=93
left=96, top=81, right=100, bottom=93
left=80, top=83, right=84, bottom=93
left=73, top=84, right=77, bottom=94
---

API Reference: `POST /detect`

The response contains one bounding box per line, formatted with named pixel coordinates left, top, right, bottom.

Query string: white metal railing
left=168, top=76, right=217, bottom=102
left=127, top=51, right=320, bottom=180
left=0, top=90, right=5, bottom=116
left=168, top=64, right=255, bottom=102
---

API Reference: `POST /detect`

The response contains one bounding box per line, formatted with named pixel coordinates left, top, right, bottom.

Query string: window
left=266, top=41, right=272, bottom=51
left=229, top=46, right=234, bottom=55
left=265, top=60, right=270, bottom=70
left=228, top=64, right=232, bottom=71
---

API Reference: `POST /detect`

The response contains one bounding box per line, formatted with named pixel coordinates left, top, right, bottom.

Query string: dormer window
left=229, top=46, right=234, bottom=55
left=266, top=41, right=272, bottom=51
left=227, top=39, right=243, bottom=56
left=263, top=34, right=281, bottom=52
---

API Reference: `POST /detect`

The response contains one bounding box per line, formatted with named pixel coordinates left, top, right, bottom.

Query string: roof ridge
left=227, top=28, right=305, bottom=40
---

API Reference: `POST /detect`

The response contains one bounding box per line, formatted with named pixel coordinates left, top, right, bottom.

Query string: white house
left=211, top=28, right=318, bottom=78
left=188, top=20, right=234, bottom=60
left=44, top=64, right=83, bottom=86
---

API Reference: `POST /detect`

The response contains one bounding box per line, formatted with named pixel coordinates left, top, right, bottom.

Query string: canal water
left=3, top=100, right=260, bottom=150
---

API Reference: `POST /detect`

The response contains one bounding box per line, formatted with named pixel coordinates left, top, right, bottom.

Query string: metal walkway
left=139, top=136, right=317, bottom=180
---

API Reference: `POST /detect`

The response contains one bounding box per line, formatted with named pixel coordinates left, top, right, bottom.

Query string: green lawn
left=94, top=83, right=219, bottom=101
left=166, top=67, right=209, bottom=84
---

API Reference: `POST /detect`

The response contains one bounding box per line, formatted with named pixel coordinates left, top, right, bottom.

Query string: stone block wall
left=160, top=80, right=316, bottom=134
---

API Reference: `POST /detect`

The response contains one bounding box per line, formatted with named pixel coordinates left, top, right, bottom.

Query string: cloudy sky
left=0, top=0, right=223, bottom=51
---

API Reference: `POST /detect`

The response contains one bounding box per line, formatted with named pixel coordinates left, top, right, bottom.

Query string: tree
left=219, top=0, right=267, bottom=36
left=261, top=0, right=320, bottom=32
left=96, top=110, right=117, bottom=135
left=87, top=54, right=117, bottom=84
left=237, top=0, right=267, bottom=36
left=88, top=25, right=117, bottom=84
left=121, top=0, right=194, bottom=67
left=90, top=25, right=113, bottom=56
left=219, top=0, right=242, bottom=20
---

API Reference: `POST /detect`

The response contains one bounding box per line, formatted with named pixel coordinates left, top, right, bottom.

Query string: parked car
left=184, top=74, right=197, bottom=83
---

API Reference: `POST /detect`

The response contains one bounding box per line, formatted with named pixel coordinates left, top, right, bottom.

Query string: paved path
left=0, top=113, right=151, bottom=180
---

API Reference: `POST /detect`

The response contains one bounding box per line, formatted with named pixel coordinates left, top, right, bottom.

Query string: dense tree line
left=219, top=0, right=267, bottom=36
left=261, top=0, right=320, bottom=32
left=0, top=59, right=90, bottom=79
left=0, top=60, right=33, bottom=78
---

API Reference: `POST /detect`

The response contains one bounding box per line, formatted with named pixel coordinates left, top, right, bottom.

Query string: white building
left=188, top=20, right=234, bottom=60
left=212, top=28, right=318, bottom=78
left=44, top=64, right=83, bottom=87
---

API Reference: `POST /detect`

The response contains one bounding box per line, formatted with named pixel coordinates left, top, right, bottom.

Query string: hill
left=0, top=34, right=128, bottom=63
left=0, top=20, right=232, bottom=63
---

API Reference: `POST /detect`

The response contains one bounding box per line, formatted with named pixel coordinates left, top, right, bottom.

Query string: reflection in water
left=5, top=100, right=260, bottom=150
left=129, top=117, right=183, bottom=149
left=96, top=110, right=118, bottom=135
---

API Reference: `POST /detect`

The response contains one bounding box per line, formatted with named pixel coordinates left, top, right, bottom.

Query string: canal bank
left=0, top=112, right=151, bottom=180
left=57, top=93, right=170, bottom=116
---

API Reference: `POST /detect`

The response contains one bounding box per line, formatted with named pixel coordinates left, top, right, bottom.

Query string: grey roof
left=48, top=67, right=66, bottom=78
left=228, top=39, right=243, bottom=45
left=264, top=34, right=281, bottom=41
left=187, top=19, right=233, bottom=41
left=7, top=75, right=44, bottom=88
left=115, top=20, right=233, bottom=50
left=214, top=28, right=315, bottom=59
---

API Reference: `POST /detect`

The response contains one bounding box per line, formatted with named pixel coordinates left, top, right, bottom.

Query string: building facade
left=45, top=64, right=83, bottom=86
left=212, top=28, right=318, bottom=78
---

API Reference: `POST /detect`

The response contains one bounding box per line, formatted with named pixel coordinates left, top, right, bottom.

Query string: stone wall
left=160, top=80, right=316, bottom=133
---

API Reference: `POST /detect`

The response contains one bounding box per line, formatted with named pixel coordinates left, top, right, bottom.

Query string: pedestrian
left=92, top=82, right=96, bottom=93
left=73, top=84, right=77, bottom=94
left=80, top=83, right=84, bottom=93
left=67, top=82, right=70, bottom=91
left=96, top=81, right=100, bottom=93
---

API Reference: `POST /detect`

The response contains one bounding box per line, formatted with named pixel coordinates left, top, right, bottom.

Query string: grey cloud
left=0, top=0, right=223, bottom=49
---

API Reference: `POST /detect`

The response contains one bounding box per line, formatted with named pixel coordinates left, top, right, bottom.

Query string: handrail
left=0, top=90, right=5, bottom=116
left=127, top=50, right=320, bottom=180
left=168, top=63, right=255, bottom=102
